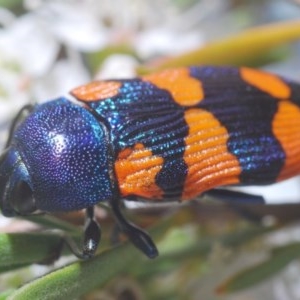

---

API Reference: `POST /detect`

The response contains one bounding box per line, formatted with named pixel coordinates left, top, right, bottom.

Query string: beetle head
left=0, top=147, right=35, bottom=216
left=0, top=98, right=114, bottom=215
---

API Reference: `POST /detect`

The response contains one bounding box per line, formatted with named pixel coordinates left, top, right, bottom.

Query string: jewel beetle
left=0, top=65, right=300, bottom=259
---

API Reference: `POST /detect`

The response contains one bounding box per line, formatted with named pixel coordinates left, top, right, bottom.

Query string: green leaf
left=0, top=0, right=24, bottom=15
left=3, top=214, right=172, bottom=299
left=7, top=243, right=143, bottom=300
left=137, top=20, right=300, bottom=74
left=0, top=0, right=22, bottom=9
left=0, top=233, right=66, bottom=271
left=216, top=242, right=300, bottom=294
left=0, top=290, right=14, bottom=300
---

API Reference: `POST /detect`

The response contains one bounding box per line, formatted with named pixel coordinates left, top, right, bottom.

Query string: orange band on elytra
left=70, top=81, right=121, bottom=102
left=115, top=143, right=164, bottom=199
left=182, top=108, right=241, bottom=199
left=143, top=68, right=204, bottom=106
left=240, top=67, right=291, bottom=99
left=272, top=101, right=300, bottom=181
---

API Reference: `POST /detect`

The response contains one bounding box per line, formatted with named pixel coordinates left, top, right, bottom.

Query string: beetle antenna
left=0, top=148, right=9, bottom=165
left=5, top=104, right=35, bottom=148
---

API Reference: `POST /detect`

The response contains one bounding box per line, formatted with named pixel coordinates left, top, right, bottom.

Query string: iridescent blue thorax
left=0, top=98, right=114, bottom=213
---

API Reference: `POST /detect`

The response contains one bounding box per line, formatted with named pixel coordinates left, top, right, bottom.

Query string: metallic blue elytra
left=0, top=98, right=114, bottom=213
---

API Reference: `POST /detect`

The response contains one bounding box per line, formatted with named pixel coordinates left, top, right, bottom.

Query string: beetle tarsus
left=204, top=189, right=266, bottom=204
left=110, top=198, right=158, bottom=259
left=65, top=206, right=101, bottom=259
left=82, top=206, right=101, bottom=258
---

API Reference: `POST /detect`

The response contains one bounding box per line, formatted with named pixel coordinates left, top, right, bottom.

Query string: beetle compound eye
left=11, top=181, right=36, bottom=215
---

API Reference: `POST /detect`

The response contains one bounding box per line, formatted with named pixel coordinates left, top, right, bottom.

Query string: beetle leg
left=65, top=206, right=101, bottom=259
left=82, top=206, right=101, bottom=258
left=110, top=197, right=158, bottom=259
left=5, top=104, right=35, bottom=148
left=204, top=188, right=266, bottom=204
left=204, top=189, right=268, bottom=222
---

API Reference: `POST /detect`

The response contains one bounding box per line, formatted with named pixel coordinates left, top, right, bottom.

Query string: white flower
left=0, top=0, right=228, bottom=147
